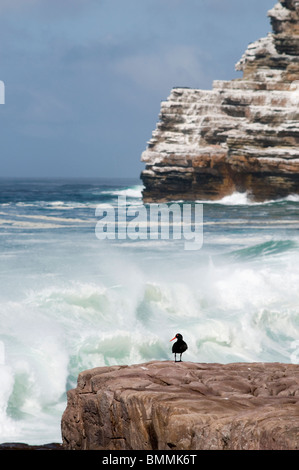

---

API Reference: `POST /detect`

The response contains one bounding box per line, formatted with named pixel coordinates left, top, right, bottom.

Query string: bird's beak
left=170, top=337, right=176, bottom=342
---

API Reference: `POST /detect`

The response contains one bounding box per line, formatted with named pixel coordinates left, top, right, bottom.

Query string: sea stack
left=140, top=1, right=299, bottom=203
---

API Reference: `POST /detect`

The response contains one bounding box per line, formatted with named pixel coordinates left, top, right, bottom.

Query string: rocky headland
left=141, top=0, right=299, bottom=202
left=61, top=361, right=299, bottom=450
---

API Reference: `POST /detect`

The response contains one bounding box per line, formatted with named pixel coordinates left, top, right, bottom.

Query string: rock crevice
left=141, top=1, right=299, bottom=202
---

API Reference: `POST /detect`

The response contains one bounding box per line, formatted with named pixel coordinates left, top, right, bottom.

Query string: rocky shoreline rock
left=0, top=442, right=63, bottom=451
left=141, top=1, right=299, bottom=203
left=61, top=361, right=299, bottom=450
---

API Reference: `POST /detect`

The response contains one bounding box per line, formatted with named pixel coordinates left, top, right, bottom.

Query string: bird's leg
left=174, top=353, right=177, bottom=362
left=180, top=353, right=182, bottom=362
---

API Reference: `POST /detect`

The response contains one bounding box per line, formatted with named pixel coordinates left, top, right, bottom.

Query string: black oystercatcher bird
left=170, top=333, right=188, bottom=362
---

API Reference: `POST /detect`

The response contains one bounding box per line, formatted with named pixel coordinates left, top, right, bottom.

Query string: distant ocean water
left=0, top=177, right=299, bottom=444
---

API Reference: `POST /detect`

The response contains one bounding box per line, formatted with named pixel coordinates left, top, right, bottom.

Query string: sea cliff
left=61, top=361, right=299, bottom=450
left=141, top=0, right=299, bottom=202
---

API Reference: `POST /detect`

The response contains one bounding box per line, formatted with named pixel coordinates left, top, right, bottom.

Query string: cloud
left=0, top=0, right=36, bottom=12
left=0, top=0, right=97, bottom=17
left=114, top=44, right=204, bottom=92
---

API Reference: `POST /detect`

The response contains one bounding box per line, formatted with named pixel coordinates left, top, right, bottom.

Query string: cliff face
left=61, top=361, right=299, bottom=450
left=141, top=1, right=299, bottom=202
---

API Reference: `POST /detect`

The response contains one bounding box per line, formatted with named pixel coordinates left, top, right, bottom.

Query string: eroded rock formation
left=141, top=1, right=299, bottom=202
left=61, top=361, right=299, bottom=450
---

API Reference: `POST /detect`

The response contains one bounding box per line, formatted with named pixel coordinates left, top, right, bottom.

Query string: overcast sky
left=0, top=0, right=275, bottom=179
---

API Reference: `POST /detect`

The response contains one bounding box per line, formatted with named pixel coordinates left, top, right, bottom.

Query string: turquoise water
left=0, top=177, right=299, bottom=444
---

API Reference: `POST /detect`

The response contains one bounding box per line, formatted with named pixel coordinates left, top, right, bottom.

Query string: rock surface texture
left=61, top=361, right=299, bottom=450
left=141, top=1, right=299, bottom=202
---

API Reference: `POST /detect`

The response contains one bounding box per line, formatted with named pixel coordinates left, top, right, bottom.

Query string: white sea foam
left=198, top=191, right=299, bottom=206
left=101, top=186, right=144, bottom=199
left=0, top=343, right=19, bottom=441
left=1, top=254, right=299, bottom=444
left=284, top=194, right=299, bottom=203
left=0, top=219, right=80, bottom=229
left=216, top=192, right=253, bottom=205
left=2, top=242, right=299, bottom=391
left=14, top=200, right=99, bottom=210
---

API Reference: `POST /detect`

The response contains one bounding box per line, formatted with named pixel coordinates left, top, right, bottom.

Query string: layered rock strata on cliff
left=61, top=361, right=299, bottom=450
left=141, top=1, right=299, bottom=202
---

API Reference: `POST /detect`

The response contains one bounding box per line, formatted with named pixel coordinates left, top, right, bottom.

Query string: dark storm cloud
left=0, top=0, right=275, bottom=177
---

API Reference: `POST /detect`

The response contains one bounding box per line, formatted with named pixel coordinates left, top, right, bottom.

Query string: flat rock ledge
left=61, top=361, right=299, bottom=450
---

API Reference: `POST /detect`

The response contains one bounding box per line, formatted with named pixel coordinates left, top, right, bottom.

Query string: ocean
left=0, top=177, right=299, bottom=445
